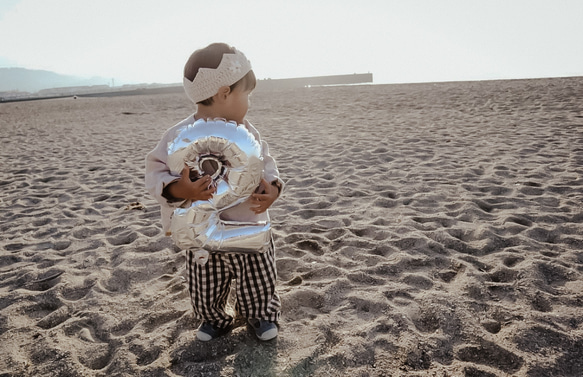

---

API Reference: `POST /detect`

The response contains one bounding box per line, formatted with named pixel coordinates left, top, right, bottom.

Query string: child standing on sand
left=145, top=43, right=284, bottom=341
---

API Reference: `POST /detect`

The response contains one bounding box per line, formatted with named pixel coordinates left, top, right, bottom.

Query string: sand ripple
left=1, top=77, right=582, bottom=376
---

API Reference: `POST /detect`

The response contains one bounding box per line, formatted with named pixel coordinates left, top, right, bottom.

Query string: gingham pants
left=186, top=244, right=281, bottom=329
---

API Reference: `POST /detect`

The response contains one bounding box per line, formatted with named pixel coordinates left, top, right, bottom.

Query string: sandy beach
left=1, top=77, right=582, bottom=376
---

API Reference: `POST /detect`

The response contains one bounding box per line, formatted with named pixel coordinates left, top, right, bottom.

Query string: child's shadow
left=170, top=325, right=279, bottom=376
left=232, top=336, right=279, bottom=376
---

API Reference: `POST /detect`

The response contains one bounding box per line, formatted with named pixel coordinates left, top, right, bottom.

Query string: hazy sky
left=1, top=0, right=582, bottom=85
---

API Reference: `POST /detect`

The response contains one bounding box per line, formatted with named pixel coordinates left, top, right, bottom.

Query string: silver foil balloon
left=167, top=118, right=271, bottom=253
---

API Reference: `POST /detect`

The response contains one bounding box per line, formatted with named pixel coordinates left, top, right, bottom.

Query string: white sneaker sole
left=196, top=331, right=213, bottom=342
left=258, top=327, right=278, bottom=341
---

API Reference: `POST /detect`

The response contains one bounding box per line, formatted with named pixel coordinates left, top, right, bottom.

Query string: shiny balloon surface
left=167, top=118, right=271, bottom=253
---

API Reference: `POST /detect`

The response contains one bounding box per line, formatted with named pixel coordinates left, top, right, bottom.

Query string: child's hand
left=166, top=167, right=216, bottom=201
left=250, top=178, right=279, bottom=214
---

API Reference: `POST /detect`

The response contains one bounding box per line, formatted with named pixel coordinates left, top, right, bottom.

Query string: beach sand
left=1, top=77, right=582, bottom=376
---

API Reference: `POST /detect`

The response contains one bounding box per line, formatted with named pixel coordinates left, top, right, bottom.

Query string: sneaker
left=248, top=319, right=278, bottom=341
left=196, top=322, right=231, bottom=342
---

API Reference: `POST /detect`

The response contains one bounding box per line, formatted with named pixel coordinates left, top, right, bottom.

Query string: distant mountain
left=0, top=67, right=111, bottom=93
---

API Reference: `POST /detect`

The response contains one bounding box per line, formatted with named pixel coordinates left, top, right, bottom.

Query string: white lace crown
left=183, top=49, right=252, bottom=104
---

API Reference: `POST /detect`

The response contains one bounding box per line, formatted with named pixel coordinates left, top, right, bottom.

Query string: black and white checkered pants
left=186, top=243, right=281, bottom=329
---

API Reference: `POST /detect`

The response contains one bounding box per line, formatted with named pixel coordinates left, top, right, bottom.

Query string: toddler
left=145, top=43, right=283, bottom=341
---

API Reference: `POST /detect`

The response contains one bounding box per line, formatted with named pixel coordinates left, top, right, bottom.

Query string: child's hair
left=184, top=43, right=256, bottom=106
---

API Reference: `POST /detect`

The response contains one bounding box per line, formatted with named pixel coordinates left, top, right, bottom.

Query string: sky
left=1, top=0, right=582, bottom=85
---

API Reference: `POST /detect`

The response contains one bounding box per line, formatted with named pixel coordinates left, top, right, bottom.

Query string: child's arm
left=244, top=120, right=285, bottom=187
left=245, top=121, right=284, bottom=214
left=250, top=178, right=281, bottom=214
left=145, top=143, right=181, bottom=207
left=164, top=168, right=215, bottom=201
left=146, top=141, right=216, bottom=205
left=259, top=136, right=285, bottom=195
left=145, top=122, right=215, bottom=207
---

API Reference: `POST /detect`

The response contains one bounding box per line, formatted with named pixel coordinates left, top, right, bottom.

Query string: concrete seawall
left=257, top=73, right=373, bottom=90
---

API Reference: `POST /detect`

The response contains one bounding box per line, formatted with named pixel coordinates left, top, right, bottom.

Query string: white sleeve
left=144, top=126, right=186, bottom=209
left=245, top=120, right=284, bottom=192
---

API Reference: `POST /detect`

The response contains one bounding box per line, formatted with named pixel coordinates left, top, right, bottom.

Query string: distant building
left=37, top=85, right=110, bottom=96
left=257, top=73, right=373, bottom=90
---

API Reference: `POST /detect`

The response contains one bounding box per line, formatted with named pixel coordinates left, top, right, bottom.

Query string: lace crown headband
left=183, top=48, right=252, bottom=104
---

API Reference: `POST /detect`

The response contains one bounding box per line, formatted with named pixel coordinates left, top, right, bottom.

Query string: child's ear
left=215, top=86, right=231, bottom=102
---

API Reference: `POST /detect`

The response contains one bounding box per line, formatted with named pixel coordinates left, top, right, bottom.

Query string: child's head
left=183, top=43, right=256, bottom=106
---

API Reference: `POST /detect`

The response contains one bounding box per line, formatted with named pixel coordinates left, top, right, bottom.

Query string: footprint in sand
left=36, top=305, right=71, bottom=330
left=76, top=328, right=113, bottom=370
left=129, top=342, right=162, bottom=366
left=106, top=230, right=138, bottom=246
left=457, top=340, right=523, bottom=374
